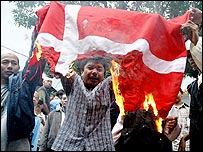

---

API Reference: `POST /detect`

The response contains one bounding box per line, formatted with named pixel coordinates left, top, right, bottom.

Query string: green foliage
left=9, top=1, right=202, bottom=29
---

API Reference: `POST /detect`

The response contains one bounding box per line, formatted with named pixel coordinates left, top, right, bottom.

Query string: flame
left=35, top=41, right=43, bottom=61
left=110, top=60, right=125, bottom=116
left=143, top=93, right=163, bottom=133
left=66, top=61, right=75, bottom=78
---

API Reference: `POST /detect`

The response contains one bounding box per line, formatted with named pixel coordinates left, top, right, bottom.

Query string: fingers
left=165, top=117, right=177, bottom=129
left=181, top=20, right=198, bottom=31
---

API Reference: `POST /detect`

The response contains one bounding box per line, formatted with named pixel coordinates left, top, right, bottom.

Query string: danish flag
left=31, top=1, right=191, bottom=118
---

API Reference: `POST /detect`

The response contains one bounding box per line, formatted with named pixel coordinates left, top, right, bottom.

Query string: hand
left=39, top=115, right=45, bottom=126
left=181, top=20, right=199, bottom=45
left=178, top=133, right=189, bottom=151
left=189, top=7, right=202, bottom=24
left=164, top=116, right=178, bottom=134
left=178, top=137, right=186, bottom=151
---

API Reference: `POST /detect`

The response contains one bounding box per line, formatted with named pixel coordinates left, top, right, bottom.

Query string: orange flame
left=66, top=61, right=75, bottom=78
left=35, top=42, right=43, bottom=61
left=110, top=60, right=125, bottom=116
left=143, top=93, right=163, bottom=133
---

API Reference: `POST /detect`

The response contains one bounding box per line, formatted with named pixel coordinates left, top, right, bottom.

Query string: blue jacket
left=7, top=59, right=46, bottom=143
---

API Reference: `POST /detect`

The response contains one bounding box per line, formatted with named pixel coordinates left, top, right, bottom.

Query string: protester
left=50, top=56, right=116, bottom=151
left=39, top=92, right=67, bottom=151
left=49, top=89, right=65, bottom=111
left=178, top=10, right=202, bottom=151
left=166, top=88, right=190, bottom=151
left=31, top=91, right=46, bottom=151
left=37, top=76, right=52, bottom=116
left=1, top=51, right=46, bottom=151
left=1, top=53, right=20, bottom=151
left=49, top=92, right=56, bottom=101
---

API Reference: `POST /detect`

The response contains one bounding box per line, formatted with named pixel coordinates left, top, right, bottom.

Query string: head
left=175, top=88, right=183, bottom=104
left=56, top=89, right=65, bottom=100
left=33, top=91, right=40, bottom=106
left=43, top=78, right=53, bottom=89
left=1, top=53, right=20, bottom=84
left=49, top=92, right=55, bottom=101
left=33, top=91, right=44, bottom=114
left=80, top=56, right=110, bottom=89
left=61, top=94, right=67, bottom=108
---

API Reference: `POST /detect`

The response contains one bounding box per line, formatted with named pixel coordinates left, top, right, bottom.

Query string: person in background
left=31, top=91, right=46, bottom=151
left=49, top=92, right=56, bottom=101
left=1, top=53, right=20, bottom=151
left=179, top=9, right=202, bottom=151
left=49, top=89, right=65, bottom=111
left=166, top=88, right=190, bottom=151
left=39, top=93, right=67, bottom=151
left=37, top=76, right=52, bottom=116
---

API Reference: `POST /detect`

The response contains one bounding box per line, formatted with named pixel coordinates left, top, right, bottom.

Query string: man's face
left=61, top=94, right=67, bottom=108
left=1, top=54, right=20, bottom=82
left=81, top=61, right=105, bottom=89
left=33, top=91, right=39, bottom=106
left=43, top=80, right=53, bottom=89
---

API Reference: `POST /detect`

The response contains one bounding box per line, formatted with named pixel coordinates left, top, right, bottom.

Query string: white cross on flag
left=30, top=1, right=191, bottom=118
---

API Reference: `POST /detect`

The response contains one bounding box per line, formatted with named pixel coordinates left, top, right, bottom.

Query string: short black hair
left=79, top=56, right=111, bottom=74
left=56, top=89, right=65, bottom=97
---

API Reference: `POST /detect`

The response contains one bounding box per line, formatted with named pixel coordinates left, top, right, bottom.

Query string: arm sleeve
left=61, top=73, right=76, bottom=96
left=112, top=113, right=125, bottom=144
left=190, top=38, right=202, bottom=72
left=39, top=112, right=52, bottom=151
left=164, top=123, right=181, bottom=141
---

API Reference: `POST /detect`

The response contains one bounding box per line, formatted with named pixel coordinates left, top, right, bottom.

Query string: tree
left=9, top=1, right=202, bottom=29
left=9, top=1, right=202, bottom=77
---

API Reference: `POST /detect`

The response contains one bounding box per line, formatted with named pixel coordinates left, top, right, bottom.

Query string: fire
left=110, top=60, right=163, bottom=132
left=66, top=61, right=75, bottom=78
left=35, top=41, right=43, bottom=61
left=110, top=60, right=125, bottom=116
left=143, top=93, right=163, bottom=133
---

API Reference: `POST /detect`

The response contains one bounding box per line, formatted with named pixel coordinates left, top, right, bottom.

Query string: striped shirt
left=1, top=84, right=9, bottom=151
left=51, top=73, right=115, bottom=151
left=167, top=102, right=190, bottom=151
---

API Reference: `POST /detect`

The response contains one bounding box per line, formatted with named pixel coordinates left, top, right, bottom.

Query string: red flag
left=33, top=1, right=190, bottom=118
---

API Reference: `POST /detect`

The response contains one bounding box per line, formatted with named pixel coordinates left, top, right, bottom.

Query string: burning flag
left=31, top=1, right=191, bottom=118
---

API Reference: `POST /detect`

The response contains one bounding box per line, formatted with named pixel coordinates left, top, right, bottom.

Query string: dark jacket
left=187, top=79, right=203, bottom=152
left=7, top=59, right=46, bottom=143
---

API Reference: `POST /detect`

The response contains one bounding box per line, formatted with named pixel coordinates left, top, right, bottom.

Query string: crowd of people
left=1, top=7, right=202, bottom=151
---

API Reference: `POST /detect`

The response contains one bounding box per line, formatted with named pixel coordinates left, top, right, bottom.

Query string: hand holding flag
left=30, top=1, right=192, bottom=118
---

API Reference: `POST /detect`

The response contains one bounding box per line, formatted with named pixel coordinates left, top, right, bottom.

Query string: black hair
left=56, top=89, right=65, bottom=97
left=79, top=56, right=111, bottom=75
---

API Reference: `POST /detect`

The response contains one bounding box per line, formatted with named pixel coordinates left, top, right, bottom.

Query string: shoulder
left=183, top=102, right=190, bottom=107
left=37, top=86, right=46, bottom=91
